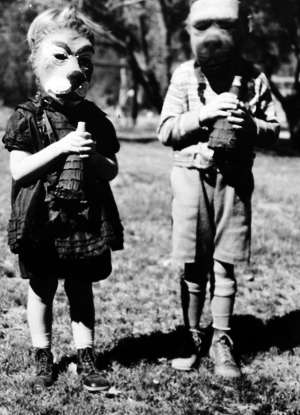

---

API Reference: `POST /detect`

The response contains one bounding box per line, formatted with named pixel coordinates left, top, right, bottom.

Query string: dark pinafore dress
left=2, top=96, right=124, bottom=282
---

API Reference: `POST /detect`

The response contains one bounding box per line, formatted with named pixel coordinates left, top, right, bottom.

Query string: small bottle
left=229, top=76, right=243, bottom=98
left=208, top=76, right=243, bottom=152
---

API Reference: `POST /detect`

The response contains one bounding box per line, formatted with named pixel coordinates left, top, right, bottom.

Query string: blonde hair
left=28, top=5, right=101, bottom=69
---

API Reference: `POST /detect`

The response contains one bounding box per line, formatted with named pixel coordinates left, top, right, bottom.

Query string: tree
left=93, top=0, right=300, bottom=145
left=83, top=0, right=190, bottom=115
left=0, top=0, right=189, bottom=118
left=245, top=0, right=300, bottom=149
left=84, top=0, right=300, bottom=143
left=3, top=0, right=300, bottom=147
left=0, top=0, right=37, bottom=105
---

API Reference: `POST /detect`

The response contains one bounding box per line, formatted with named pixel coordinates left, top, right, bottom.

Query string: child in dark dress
left=2, top=6, right=123, bottom=392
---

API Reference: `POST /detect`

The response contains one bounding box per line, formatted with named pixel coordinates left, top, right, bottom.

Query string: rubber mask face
left=35, top=30, right=94, bottom=103
left=189, top=0, right=245, bottom=70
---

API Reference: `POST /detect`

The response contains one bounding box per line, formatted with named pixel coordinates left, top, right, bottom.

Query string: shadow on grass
left=102, top=325, right=214, bottom=368
left=100, top=311, right=300, bottom=367
left=53, top=328, right=188, bottom=372
left=104, top=328, right=185, bottom=367
left=232, top=310, right=300, bottom=359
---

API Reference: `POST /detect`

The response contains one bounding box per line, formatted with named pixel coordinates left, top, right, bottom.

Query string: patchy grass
left=1, top=140, right=300, bottom=414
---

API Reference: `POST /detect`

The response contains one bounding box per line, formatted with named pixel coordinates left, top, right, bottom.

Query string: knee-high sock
left=211, top=260, right=236, bottom=331
left=64, top=279, right=95, bottom=350
left=27, top=279, right=58, bottom=349
left=181, top=262, right=209, bottom=330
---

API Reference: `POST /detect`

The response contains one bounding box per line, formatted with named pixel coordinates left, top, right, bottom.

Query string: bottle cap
left=77, top=122, right=86, bottom=133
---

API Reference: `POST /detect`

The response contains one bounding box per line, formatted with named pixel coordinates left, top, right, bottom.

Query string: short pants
left=171, top=165, right=254, bottom=265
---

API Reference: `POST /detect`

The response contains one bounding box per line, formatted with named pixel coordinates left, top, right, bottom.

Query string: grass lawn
left=1, top=139, right=300, bottom=414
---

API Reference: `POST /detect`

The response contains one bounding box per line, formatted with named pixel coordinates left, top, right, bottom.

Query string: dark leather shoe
left=77, top=348, right=110, bottom=392
left=209, top=330, right=241, bottom=378
left=29, top=348, right=54, bottom=390
left=172, top=329, right=204, bottom=371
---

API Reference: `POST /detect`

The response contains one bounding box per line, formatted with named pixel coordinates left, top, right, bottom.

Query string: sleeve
left=157, top=65, right=209, bottom=150
left=96, top=117, right=120, bottom=157
left=2, top=110, right=32, bottom=153
left=85, top=102, right=120, bottom=156
left=251, top=73, right=280, bottom=147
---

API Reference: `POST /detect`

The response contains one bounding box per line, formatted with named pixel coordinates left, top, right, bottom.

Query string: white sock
left=64, top=279, right=95, bottom=350
left=72, top=322, right=93, bottom=349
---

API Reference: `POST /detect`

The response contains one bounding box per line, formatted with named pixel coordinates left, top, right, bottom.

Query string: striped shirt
left=158, top=59, right=280, bottom=169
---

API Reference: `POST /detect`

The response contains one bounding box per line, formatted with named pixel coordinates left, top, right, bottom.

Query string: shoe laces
left=37, top=350, right=52, bottom=374
left=190, top=330, right=203, bottom=349
left=81, top=350, right=99, bottom=375
left=216, top=335, right=235, bottom=364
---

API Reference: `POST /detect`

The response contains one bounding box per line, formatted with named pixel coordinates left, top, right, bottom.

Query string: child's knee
left=29, top=278, right=58, bottom=303
left=64, top=279, right=93, bottom=301
left=212, top=260, right=236, bottom=297
left=184, top=261, right=211, bottom=285
left=181, top=278, right=202, bottom=294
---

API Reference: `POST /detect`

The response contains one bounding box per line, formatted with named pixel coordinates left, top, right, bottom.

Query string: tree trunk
left=281, top=92, right=300, bottom=150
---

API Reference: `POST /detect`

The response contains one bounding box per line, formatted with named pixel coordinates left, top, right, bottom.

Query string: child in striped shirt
left=158, top=0, right=280, bottom=378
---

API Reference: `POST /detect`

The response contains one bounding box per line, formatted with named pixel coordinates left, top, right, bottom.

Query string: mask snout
left=67, top=70, right=87, bottom=91
left=203, top=33, right=223, bottom=51
left=195, top=31, right=235, bottom=68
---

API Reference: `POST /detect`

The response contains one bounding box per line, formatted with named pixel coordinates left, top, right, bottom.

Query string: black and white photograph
left=0, top=0, right=299, bottom=414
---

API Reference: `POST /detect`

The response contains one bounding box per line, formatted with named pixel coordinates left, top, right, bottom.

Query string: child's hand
left=56, top=130, right=95, bottom=158
left=199, top=93, right=239, bottom=124
left=227, top=102, right=257, bottom=136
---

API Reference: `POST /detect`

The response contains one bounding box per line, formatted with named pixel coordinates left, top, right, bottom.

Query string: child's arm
left=84, top=150, right=119, bottom=181
left=227, top=101, right=279, bottom=147
left=10, top=129, right=94, bottom=184
left=227, top=74, right=280, bottom=147
left=227, top=103, right=257, bottom=135
left=158, top=66, right=238, bottom=150
left=76, top=121, right=119, bottom=181
left=158, top=66, right=206, bottom=150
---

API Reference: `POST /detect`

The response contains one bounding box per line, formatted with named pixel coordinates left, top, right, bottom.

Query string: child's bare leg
left=64, top=279, right=109, bottom=392
left=27, top=278, right=58, bottom=389
left=210, top=259, right=241, bottom=378
left=28, top=278, right=58, bottom=350
left=172, top=262, right=209, bottom=371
